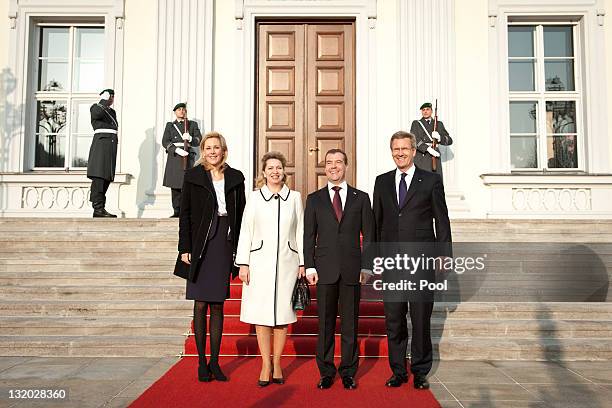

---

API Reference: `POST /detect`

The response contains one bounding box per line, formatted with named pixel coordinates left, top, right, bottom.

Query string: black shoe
left=93, top=208, right=117, bottom=218
left=385, top=374, right=408, bottom=387
left=208, top=361, right=227, bottom=381
left=272, top=377, right=285, bottom=384
left=170, top=214, right=179, bottom=218
left=198, top=364, right=212, bottom=382
left=258, top=379, right=271, bottom=387
left=342, top=376, right=357, bottom=390
left=317, top=376, right=333, bottom=389
left=413, top=374, right=430, bottom=389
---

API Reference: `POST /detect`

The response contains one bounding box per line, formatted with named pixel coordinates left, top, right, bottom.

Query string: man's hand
left=175, top=147, right=188, bottom=157
left=182, top=132, right=192, bottom=142
left=180, top=253, right=191, bottom=265
left=306, top=272, right=318, bottom=285
left=359, top=271, right=371, bottom=284
left=427, top=146, right=440, bottom=157
left=431, top=131, right=441, bottom=141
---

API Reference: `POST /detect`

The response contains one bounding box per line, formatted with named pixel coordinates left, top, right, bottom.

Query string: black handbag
left=173, top=254, right=190, bottom=280
left=291, top=277, right=311, bottom=311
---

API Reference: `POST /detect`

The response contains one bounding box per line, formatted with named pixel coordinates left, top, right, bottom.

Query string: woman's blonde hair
left=196, top=131, right=228, bottom=171
left=255, top=151, right=287, bottom=189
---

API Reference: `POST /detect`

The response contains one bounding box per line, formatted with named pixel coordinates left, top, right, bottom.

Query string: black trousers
left=171, top=188, right=182, bottom=214
left=384, top=301, right=434, bottom=377
left=316, top=276, right=360, bottom=378
left=89, top=177, right=111, bottom=210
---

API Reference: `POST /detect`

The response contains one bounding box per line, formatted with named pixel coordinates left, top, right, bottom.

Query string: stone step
left=0, top=300, right=193, bottom=317
left=1, top=300, right=610, bottom=320
left=0, top=316, right=191, bottom=336
left=2, top=315, right=610, bottom=338
left=0, top=260, right=175, bottom=272
left=0, top=271, right=181, bottom=286
left=0, top=285, right=187, bottom=301
left=0, top=335, right=608, bottom=359
left=0, top=335, right=185, bottom=357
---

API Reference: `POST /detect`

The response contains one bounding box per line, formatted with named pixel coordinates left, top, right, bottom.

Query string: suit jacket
left=303, top=184, right=375, bottom=285
left=373, top=167, right=452, bottom=257
left=410, top=118, right=452, bottom=177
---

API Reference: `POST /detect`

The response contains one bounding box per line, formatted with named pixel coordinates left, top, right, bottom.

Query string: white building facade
left=1, top=0, right=611, bottom=219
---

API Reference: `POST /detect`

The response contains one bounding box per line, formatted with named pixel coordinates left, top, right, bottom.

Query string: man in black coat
left=303, top=148, right=375, bottom=390
left=87, top=89, right=119, bottom=218
left=410, top=102, right=453, bottom=182
left=373, top=131, right=452, bottom=390
left=162, top=102, right=202, bottom=217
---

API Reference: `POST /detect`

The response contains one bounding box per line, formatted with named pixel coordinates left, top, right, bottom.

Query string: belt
left=94, top=129, right=118, bottom=134
left=173, top=142, right=197, bottom=150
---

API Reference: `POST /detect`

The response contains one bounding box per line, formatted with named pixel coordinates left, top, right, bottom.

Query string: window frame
left=507, top=20, right=584, bottom=172
left=31, top=22, right=105, bottom=171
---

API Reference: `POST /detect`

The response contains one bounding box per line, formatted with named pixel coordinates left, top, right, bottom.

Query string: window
left=507, top=23, right=580, bottom=170
left=34, top=24, right=104, bottom=169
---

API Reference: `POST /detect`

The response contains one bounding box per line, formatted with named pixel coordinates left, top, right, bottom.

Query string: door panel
left=256, top=22, right=355, bottom=196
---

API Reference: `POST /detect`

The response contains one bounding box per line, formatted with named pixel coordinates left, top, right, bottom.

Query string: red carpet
left=130, top=278, right=440, bottom=407
left=129, top=357, right=442, bottom=408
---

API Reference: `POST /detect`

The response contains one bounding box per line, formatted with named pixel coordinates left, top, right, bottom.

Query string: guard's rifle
left=432, top=99, right=439, bottom=172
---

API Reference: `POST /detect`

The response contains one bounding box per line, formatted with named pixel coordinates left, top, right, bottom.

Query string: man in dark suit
left=304, top=148, right=375, bottom=390
left=410, top=102, right=453, bottom=182
left=162, top=102, right=202, bottom=217
left=373, top=131, right=452, bottom=390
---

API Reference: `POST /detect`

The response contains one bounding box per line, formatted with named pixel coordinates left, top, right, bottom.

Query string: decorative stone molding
left=481, top=174, right=612, bottom=218
left=0, top=173, right=131, bottom=217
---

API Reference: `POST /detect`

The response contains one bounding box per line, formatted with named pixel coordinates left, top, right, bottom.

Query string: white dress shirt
left=395, top=165, right=416, bottom=205
left=213, top=178, right=227, bottom=215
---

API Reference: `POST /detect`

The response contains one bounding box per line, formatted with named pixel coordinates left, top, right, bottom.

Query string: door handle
left=308, top=147, right=320, bottom=152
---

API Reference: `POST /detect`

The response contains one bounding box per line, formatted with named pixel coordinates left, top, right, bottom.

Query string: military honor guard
left=87, top=89, right=119, bottom=218
left=409, top=102, right=453, bottom=181
left=162, top=102, right=202, bottom=217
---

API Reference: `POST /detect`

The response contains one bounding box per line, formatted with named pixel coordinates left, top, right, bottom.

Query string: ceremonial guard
left=87, top=89, right=119, bottom=218
left=162, top=102, right=202, bottom=217
left=410, top=102, right=453, bottom=181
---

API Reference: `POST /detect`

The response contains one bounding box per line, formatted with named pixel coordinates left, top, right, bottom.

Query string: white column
left=140, top=0, right=213, bottom=217
left=399, top=0, right=469, bottom=216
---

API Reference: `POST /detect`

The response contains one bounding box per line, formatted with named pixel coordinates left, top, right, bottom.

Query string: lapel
left=385, top=170, right=399, bottom=210
left=223, top=165, right=245, bottom=194
left=319, top=186, right=338, bottom=223
left=400, top=167, right=423, bottom=210
left=340, top=185, right=358, bottom=224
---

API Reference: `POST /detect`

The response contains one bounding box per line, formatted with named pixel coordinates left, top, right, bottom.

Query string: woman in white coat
left=235, top=151, right=305, bottom=386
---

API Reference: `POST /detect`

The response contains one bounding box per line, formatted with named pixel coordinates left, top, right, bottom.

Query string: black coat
left=162, top=120, right=202, bottom=189
left=373, top=167, right=452, bottom=256
left=178, top=164, right=246, bottom=282
left=87, top=101, right=119, bottom=181
left=303, top=185, right=375, bottom=285
left=410, top=118, right=452, bottom=180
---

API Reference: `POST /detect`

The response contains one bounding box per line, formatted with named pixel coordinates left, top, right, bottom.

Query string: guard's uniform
left=410, top=117, right=453, bottom=182
left=87, top=96, right=119, bottom=215
left=162, top=119, right=201, bottom=215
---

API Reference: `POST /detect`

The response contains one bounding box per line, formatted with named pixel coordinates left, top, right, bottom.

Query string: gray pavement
left=0, top=358, right=611, bottom=407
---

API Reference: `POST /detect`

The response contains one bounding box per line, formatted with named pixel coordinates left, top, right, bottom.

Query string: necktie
left=399, top=173, right=408, bottom=208
left=332, top=186, right=343, bottom=222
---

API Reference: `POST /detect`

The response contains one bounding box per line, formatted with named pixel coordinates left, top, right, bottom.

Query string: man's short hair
left=325, top=148, right=348, bottom=165
left=389, top=131, right=416, bottom=150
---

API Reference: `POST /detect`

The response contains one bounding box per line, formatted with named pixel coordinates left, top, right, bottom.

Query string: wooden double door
left=256, top=22, right=356, bottom=196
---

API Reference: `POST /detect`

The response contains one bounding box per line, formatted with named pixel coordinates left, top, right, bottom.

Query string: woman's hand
left=181, top=253, right=191, bottom=265
left=239, top=265, right=250, bottom=285
left=297, top=266, right=305, bottom=278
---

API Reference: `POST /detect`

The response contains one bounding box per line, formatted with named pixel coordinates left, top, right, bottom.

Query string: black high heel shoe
left=258, top=370, right=271, bottom=387
left=208, top=361, right=227, bottom=382
left=198, top=363, right=212, bottom=382
left=272, top=377, right=285, bottom=384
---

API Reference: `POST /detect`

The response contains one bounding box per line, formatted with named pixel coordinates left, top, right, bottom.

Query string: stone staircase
left=0, top=218, right=610, bottom=360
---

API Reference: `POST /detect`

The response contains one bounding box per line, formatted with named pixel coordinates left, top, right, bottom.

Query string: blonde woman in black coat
left=178, top=132, right=246, bottom=382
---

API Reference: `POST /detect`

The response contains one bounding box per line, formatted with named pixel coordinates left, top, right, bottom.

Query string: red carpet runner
left=130, top=279, right=441, bottom=407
